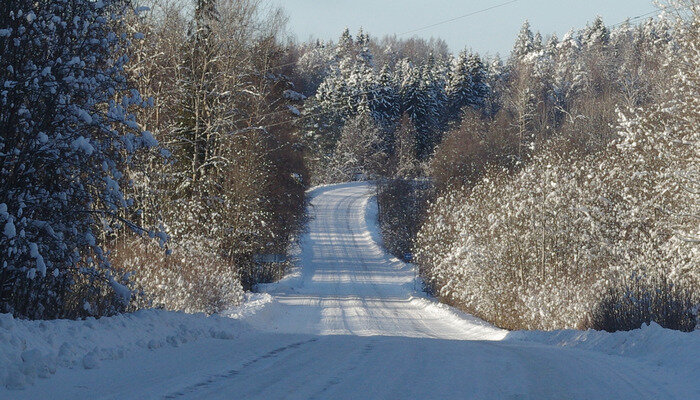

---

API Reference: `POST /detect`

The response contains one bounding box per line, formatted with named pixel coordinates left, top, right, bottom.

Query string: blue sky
left=272, top=0, right=660, bottom=56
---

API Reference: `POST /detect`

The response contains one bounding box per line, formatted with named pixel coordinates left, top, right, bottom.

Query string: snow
left=70, top=136, right=94, bottom=155
left=0, top=310, right=247, bottom=391
left=506, top=321, right=700, bottom=391
left=108, top=278, right=131, bottom=305
left=2, top=182, right=698, bottom=399
left=287, top=105, right=301, bottom=116
left=507, top=321, right=699, bottom=362
left=3, top=218, right=16, bottom=238
left=282, top=89, right=306, bottom=101
left=29, top=243, right=46, bottom=276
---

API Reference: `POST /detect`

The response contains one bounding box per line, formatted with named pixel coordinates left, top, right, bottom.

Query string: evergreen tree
left=512, top=20, right=536, bottom=60
left=465, top=53, right=490, bottom=111
left=446, top=51, right=490, bottom=121
left=373, top=64, right=400, bottom=128
left=0, top=0, right=158, bottom=318
left=446, top=50, right=473, bottom=121
left=356, top=27, right=374, bottom=67
left=334, top=108, right=388, bottom=179
left=583, top=16, right=610, bottom=49
left=335, top=27, right=354, bottom=62
left=533, top=32, right=544, bottom=53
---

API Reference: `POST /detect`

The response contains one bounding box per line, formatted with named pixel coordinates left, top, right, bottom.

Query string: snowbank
left=506, top=322, right=700, bottom=385
left=506, top=322, right=699, bottom=360
left=222, top=292, right=274, bottom=319
left=0, top=310, right=247, bottom=390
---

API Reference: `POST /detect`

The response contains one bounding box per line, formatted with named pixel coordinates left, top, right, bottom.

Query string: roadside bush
left=112, top=237, right=244, bottom=315
left=376, top=179, right=432, bottom=261
left=590, top=274, right=697, bottom=332
left=416, top=143, right=698, bottom=331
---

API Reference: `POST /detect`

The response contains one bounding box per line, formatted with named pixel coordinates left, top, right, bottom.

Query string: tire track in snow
left=161, top=338, right=319, bottom=400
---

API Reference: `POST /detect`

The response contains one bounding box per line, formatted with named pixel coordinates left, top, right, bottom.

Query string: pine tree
left=545, top=33, right=559, bottom=56
left=465, top=53, right=490, bottom=111
left=446, top=50, right=473, bottom=120
left=533, top=32, right=544, bottom=53
left=356, top=27, right=374, bottom=68
left=373, top=64, right=400, bottom=128
left=335, top=27, right=354, bottom=62
left=553, top=29, right=584, bottom=105
left=413, top=59, right=445, bottom=159
left=583, top=16, right=610, bottom=49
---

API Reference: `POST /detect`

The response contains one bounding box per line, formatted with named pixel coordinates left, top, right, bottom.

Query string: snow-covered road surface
left=242, top=182, right=505, bottom=340
left=6, top=182, right=698, bottom=399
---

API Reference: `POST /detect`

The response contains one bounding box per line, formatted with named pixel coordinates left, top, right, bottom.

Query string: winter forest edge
left=0, top=0, right=697, bottom=338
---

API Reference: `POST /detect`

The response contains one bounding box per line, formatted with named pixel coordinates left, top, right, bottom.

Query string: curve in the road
left=244, top=182, right=504, bottom=340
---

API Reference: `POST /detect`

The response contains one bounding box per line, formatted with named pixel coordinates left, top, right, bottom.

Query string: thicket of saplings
left=372, top=5, right=697, bottom=332
left=376, top=179, right=432, bottom=262
left=414, top=8, right=698, bottom=332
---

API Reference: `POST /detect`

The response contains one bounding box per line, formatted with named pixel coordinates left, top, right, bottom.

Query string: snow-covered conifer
left=0, top=0, right=157, bottom=318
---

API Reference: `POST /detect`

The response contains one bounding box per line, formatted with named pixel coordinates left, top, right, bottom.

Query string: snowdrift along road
left=4, top=182, right=698, bottom=399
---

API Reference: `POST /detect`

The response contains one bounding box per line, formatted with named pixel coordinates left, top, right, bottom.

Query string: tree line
left=412, top=4, right=697, bottom=331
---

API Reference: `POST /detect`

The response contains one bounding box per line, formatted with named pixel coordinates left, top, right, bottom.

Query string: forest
left=0, top=0, right=697, bottom=333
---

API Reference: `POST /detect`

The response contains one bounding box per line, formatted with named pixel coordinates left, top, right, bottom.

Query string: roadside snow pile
left=410, top=297, right=508, bottom=340
left=222, top=292, right=274, bottom=319
left=0, top=310, right=246, bottom=390
left=506, top=322, right=700, bottom=368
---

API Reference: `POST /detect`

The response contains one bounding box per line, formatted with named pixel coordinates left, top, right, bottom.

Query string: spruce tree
left=512, top=20, right=536, bottom=60
left=0, top=0, right=157, bottom=318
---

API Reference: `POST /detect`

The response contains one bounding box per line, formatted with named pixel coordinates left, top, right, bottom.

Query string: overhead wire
left=397, top=0, right=519, bottom=36
left=608, top=2, right=695, bottom=28
left=196, top=1, right=695, bottom=134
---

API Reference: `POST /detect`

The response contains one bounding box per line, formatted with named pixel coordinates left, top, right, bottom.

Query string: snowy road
left=11, top=182, right=695, bottom=399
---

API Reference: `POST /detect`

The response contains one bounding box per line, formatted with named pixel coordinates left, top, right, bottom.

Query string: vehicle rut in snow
left=243, top=182, right=505, bottom=339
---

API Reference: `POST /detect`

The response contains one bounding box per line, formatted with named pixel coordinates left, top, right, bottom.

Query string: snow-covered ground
left=2, top=182, right=698, bottom=399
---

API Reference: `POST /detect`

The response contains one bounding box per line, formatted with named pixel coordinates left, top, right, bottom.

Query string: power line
left=251, top=0, right=520, bottom=75
left=397, top=0, right=519, bottom=36
left=608, top=2, right=695, bottom=28
left=609, top=8, right=661, bottom=28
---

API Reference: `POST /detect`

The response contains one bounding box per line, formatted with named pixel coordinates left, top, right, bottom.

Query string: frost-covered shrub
left=416, top=144, right=697, bottom=330
left=417, top=151, right=614, bottom=330
left=591, top=274, right=697, bottom=332
left=376, top=179, right=432, bottom=262
left=112, top=237, right=243, bottom=315
left=0, top=0, right=158, bottom=319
